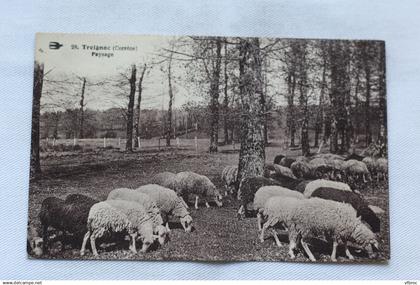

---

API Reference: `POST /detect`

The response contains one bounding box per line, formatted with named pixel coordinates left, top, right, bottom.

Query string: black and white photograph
left=27, top=33, right=389, bottom=263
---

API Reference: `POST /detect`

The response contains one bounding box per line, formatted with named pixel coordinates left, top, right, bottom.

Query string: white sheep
left=343, top=159, right=371, bottom=185
left=273, top=164, right=297, bottom=179
left=221, top=165, right=238, bottom=196
left=136, top=184, right=193, bottom=232
left=151, top=171, right=188, bottom=208
left=253, top=186, right=304, bottom=233
left=107, top=188, right=168, bottom=245
left=376, top=158, right=388, bottom=181
left=287, top=198, right=379, bottom=262
left=303, top=179, right=352, bottom=198
left=174, top=171, right=223, bottom=209
left=27, top=223, right=43, bottom=257
left=80, top=200, right=156, bottom=256
left=363, top=157, right=388, bottom=182
left=260, top=196, right=303, bottom=247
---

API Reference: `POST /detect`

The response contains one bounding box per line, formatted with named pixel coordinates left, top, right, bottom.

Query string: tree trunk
left=353, top=74, right=360, bottom=143
left=298, top=49, right=310, bottom=156
left=134, top=64, right=147, bottom=148
left=223, top=43, right=230, bottom=145
left=314, top=56, right=327, bottom=147
left=30, top=62, right=44, bottom=178
left=79, top=77, right=86, bottom=139
left=125, top=64, right=137, bottom=151
left=378, top=42, right=387, bottom=145
left=364, top=63, right=372, bottom=146
left=237, top=38, right=266, bottom=183
left=286, top=74, right=297, bottom=147
left=166, top=52, right=174, bottom=147
left=209, top=39, right=222, bottom=153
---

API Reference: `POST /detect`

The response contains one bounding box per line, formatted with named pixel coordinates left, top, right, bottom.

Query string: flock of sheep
left=27, top=171, right=221, bottom=258
left=27, top=152, right=387, bottom=262
left=222, top=152, right=387, bottom=261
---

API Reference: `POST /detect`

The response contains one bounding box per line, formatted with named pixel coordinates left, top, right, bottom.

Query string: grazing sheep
left=151, top=172, right=177, bottom=190
left=221, top=165, right=239, bottom=196
left=273, top=154, right=285, bottom=165
left=308, top=187, right=381, bottom=233
left=65, top=193, right=98, bottom=205
left=264, top=163, right=296, bottom=179
left=279, top=157, right=296, bottom=168
left=303, top=179, right=352, bottom=198
left=39, top=194, right=99, bottom=252
left=376, top=158, right=388, bottom=181
left=343, top=159, right=371, bottom=186
left=273, top=164, right=296, bottom=179
left=313, top=153, right=345, bottom=161
left=253, top=186, right=304, bottom=232
left=259, top=196, right=304, bottom=247
left=136, top=184, right=193, bottom=232
left=237, top=176, right=282, bottom=218
left=107, top=188, right=168, bottom=245
left=295, top=156, right=310, bottom=163
left=174, top=171, right=223, bottom=209
left=27, top=223, right=43, bottom=257
left=269, top=172, right=304, bottom=191
left=80, top=200, right=156, bottom=256
left=152, top=172, right=188, bottom=208
left=308, top=158, right=334, bottom=179
left=291, top=161, right=313, bottom=179
left=287, top=198, right=379, bottom=262
left=325, top=159, right=346, bottom=181
left=363, top=157, right=388, bottom=182
left=345, top=153, right=365, bottom=161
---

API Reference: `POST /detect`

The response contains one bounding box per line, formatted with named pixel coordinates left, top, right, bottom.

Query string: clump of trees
left=31, top=37, right=387, bottom=179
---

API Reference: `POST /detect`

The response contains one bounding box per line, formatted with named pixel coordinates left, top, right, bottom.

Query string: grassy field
left=28, top=139, right=390, bottom=262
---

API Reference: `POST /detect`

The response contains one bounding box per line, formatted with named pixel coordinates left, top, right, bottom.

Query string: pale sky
left=36, top=33, right=204, bottom=112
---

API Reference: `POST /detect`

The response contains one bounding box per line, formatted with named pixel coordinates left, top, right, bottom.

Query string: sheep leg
left=344, top=242, right=354, bottom=260
left=260, top=220, right=271, bottom=243
left=257, top=212, right=262, bottom=232
left=260, top=218, right=275, bottom=243
left=129, top=233, right=137, bottom=253
left=90, top=233, right=98, bottom=256
left=363, top=173, right=368, bottom=183
left=205, top=200, right=210, bottom=208
left=180, top=197, right=189, bottom=209
left=42, top=224, right=48, bottom=253
left=301, top=240, right=316, bottom=262
left=331, top=240, right=338, bottom=262
left=237, top=205, right=244, bottom=219
left=166, top=222, right=171, bottom=232
left=80, top=231, right=91, bottom=256
left=271, top=229, right=282, bottom=247
left=195, top=196, right=199, bottom=209
left=288, top=230, right=298, bottom=259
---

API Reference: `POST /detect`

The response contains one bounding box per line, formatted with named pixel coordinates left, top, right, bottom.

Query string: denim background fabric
left=1, top=0, right=420, bottom=280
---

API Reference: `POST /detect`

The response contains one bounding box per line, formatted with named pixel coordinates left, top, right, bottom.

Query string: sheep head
left=30, top=237, right=44, bottom=256
left=154, top=225, right=168, bottom=245
left=180, top=215, right=193, bottom=232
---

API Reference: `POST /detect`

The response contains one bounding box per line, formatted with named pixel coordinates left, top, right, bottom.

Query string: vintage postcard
left=27, top=33, right=389, bottom=262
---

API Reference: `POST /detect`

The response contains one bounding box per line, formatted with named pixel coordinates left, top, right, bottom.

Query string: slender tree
left=78, top=77, right=86, bottom=139
left=30, top=62, right=44, bottom=178
left=166, top=49, right=174, bottom=147
left=134, top=64, right=147, bottom=148
left=377, top=42, right=387, bottom=142
left=296, top=42, right=310, bottom=156
left=125, top=64, right=137, bottom=151
left=223, top=43, right=230, bottom=144
left=208, top=38, right=222, bottom=152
